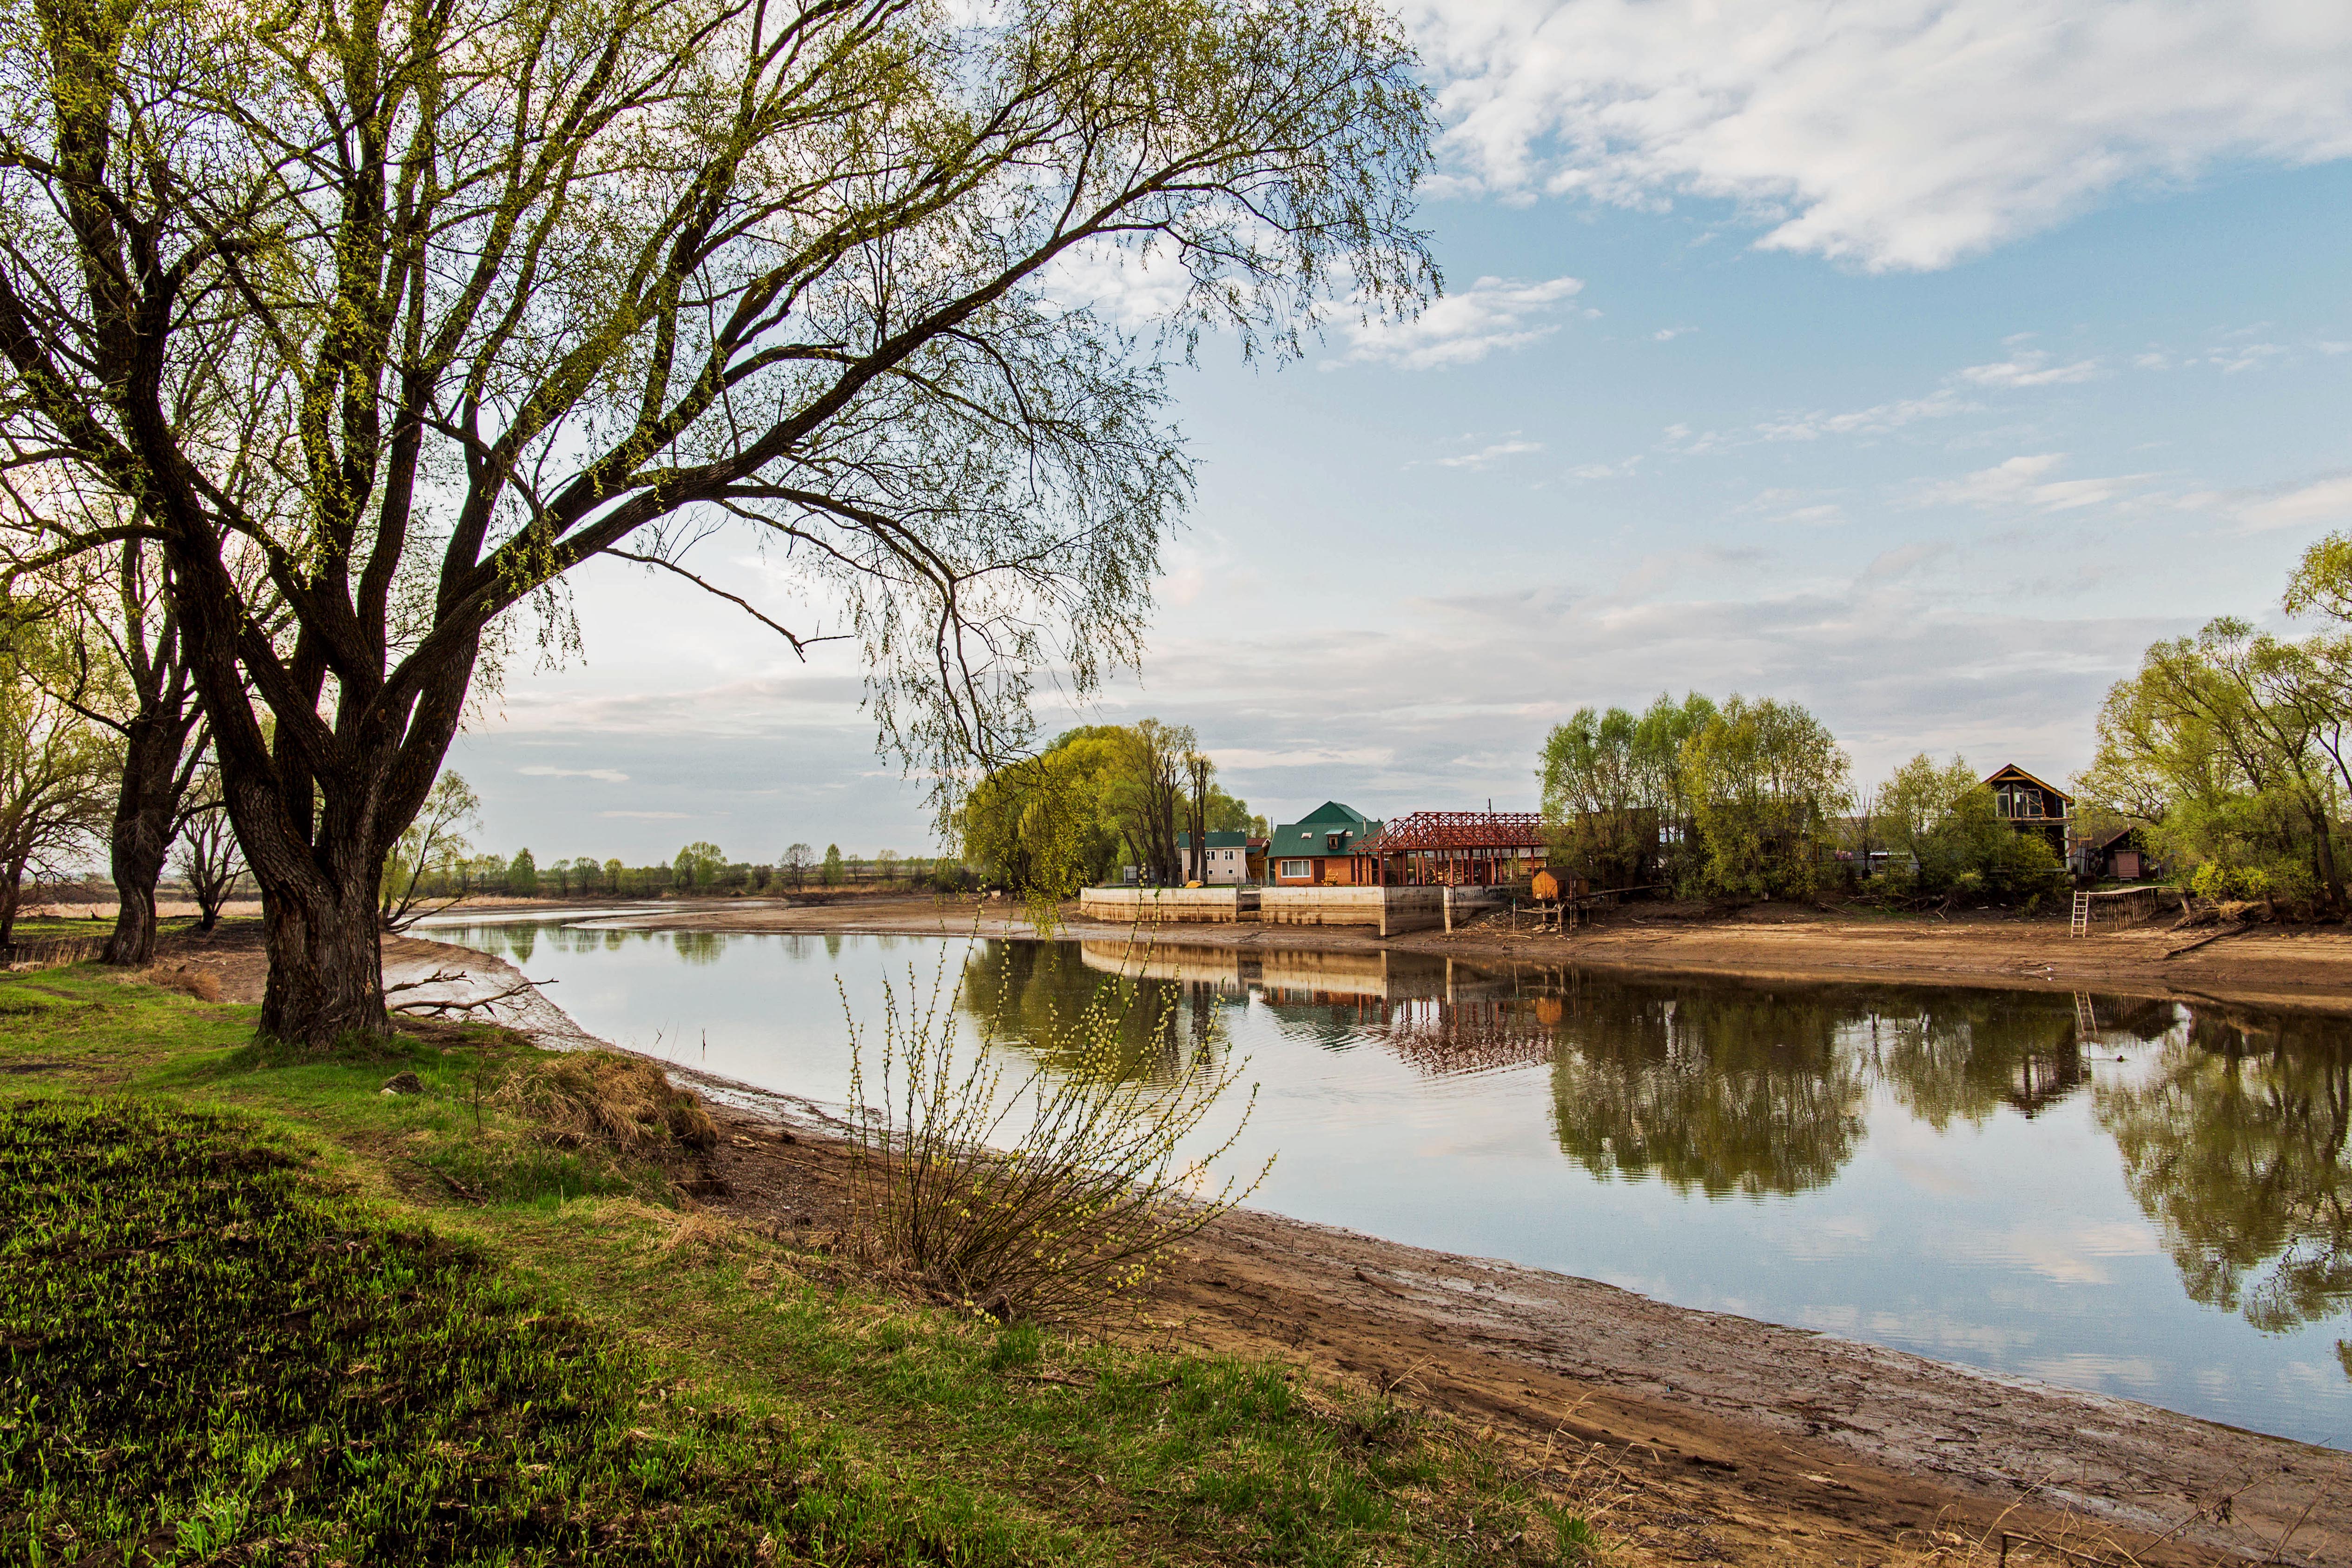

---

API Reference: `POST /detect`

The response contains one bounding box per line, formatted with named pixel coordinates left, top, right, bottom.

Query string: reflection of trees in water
left=1545, top=977, right=1869, bottom=1198
left=503, top=925, right=537, bottom=966
left=670, top=931, right=724, bottom=965
left=1860, top=991, right=2087, bottom=1131
left=957, top=940, right=1220, bottom=1085
left=2095, top=1009, right=2352, bottom=1333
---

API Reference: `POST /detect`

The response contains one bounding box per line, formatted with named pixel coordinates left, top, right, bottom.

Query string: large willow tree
left=0, top=0, right=1436, bottom=1040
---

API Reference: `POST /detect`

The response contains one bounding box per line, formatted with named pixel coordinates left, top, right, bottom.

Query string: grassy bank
left=0, top=966, right=1589, bottom=1566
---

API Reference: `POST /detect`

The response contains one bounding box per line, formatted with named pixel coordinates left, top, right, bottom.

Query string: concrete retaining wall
left=1081, top=883, right=1510, bottom=936
left=1077, top=886, right=1253, bottom=924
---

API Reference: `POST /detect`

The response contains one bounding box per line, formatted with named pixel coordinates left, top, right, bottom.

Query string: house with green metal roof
left=1268, top=801, right=1383, bottom=885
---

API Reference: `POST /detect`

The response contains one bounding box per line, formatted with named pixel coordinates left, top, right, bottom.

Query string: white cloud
left=1329, top=275, right=1584, bottom=369
left=1959, top=351, right=2102, bottom=387
left=1430, top=438, right=1544, bottom=470
left=1755, top=389, right=1975, bottom=443
left=518, top=765, right=630, bottom=783
left=1918, top=453, right=2141, bottom=512
left=1409, top=0, right=2352, bottom=270
left=1652, top=325, right=1696, bottom=341
left=1041, top=238, right=1195, bottom=327
left=599, top=809, right=694, bottom=820
left=2233, top=472, right=2352, bottom=532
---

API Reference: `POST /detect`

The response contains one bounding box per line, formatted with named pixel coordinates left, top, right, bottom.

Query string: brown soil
left=681, top=1085, right=2345, bottom=1567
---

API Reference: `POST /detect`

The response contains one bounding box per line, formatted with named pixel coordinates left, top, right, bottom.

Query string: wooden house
left=1983, top=764, right=2072, bottom=854
left=1268, top=802, right=1382, bottom=885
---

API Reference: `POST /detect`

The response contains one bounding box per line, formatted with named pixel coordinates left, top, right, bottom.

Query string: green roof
left=1269, top=802, right=1381, bottom=854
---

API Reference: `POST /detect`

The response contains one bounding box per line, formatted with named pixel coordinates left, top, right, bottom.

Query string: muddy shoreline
left=348, top=913, right=2352, bottom=1564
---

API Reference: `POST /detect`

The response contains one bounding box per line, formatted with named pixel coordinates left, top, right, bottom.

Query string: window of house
left=1278, top=859, right=1310, bottom=879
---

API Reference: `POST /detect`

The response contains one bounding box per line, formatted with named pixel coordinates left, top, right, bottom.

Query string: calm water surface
left=422, top=913, right=2352, bottom=1445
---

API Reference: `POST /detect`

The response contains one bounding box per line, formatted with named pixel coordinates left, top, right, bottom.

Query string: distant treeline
left=404, top=843, right=971, bottom=901
left=1540, top=694, right=2066, bottom=905
left=374, top=777, right=976, bottom=927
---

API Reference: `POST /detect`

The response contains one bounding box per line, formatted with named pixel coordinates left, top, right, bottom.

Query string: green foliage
left=2075, top=602, right=2352, bottom=911
left=1680, top=695, right=1849, bottom=900
left=509, top=846, right=539, bottom=896
left=1870, top=754, right=2068, bottom=903
left=821, top=844, right=846, bottom=887
left=0, top=1099, right=938, bottom=1567
left=673, top=842, right=727, bottom=893
left=1538, top=693, right=1715, bottom=888
left=959, top=723, right=1258, bottom=899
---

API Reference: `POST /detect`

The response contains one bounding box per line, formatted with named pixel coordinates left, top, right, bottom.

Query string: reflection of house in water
left=1076, top=942, right=1548, bottom=1073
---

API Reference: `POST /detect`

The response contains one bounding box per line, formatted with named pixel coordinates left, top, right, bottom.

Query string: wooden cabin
left=1984, top=763, right=2072, bottom=854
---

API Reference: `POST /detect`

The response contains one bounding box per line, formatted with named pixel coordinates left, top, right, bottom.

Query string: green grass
left=0, top=966, right=1586, bottom=1566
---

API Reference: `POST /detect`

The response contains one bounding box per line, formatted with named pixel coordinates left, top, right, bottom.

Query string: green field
left=0, top=967, right=1590, bottom=1566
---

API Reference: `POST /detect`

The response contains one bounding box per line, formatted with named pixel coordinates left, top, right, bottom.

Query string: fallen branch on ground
left=390, top=975, right=551, bottom=1017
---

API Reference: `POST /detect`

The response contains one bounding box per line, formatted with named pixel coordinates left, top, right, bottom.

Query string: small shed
left=2075, top=824, right=2155, bottom=883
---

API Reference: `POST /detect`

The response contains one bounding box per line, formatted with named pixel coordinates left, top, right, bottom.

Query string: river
left=419, top=910, right=2352, bottom=1447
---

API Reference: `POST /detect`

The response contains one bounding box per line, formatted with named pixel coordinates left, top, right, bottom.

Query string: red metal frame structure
left=1354, top=811, right=1549, bottom=887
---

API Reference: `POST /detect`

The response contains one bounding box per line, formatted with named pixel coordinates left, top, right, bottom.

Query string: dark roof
left=1176, top=831, right=1251, bottom=849
left=1294, top=800, right=1370, bottom=827
left=1983, top=763, right=2073, bottom=807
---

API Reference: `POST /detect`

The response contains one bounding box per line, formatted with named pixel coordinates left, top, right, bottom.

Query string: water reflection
left=414, top=912, right=2352, bottom=1435
left=1035, top=945, right=2352, bottom=1327
left=2098, top=1007, right=2352, bottom=1332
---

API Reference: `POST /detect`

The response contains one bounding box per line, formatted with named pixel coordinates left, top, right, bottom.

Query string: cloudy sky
left=449, top=0, right=2352, bottom=866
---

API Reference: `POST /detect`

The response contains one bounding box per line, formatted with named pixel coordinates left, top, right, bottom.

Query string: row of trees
left=377, top=784, right=965, bottom=929
left=2075, top=532, right=2352, bottom=913
left=1540, top=694, right=2066, bottom=902
left=958, top=721, right=1262, bottom=897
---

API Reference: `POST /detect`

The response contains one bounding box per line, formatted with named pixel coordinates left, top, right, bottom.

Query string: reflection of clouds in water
left=1883, top=1152, right=1978, bottom=1198
left=2019, top=1353, right=2162, bottom=1392
left=1782, top=1213, right=1877, bottom=1260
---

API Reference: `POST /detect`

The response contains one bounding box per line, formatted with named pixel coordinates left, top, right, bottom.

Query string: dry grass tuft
left=495, top=1051, right=717, bottom=1157
left=656, top=1210, right=744, bottom=1257
left=141, top=963, right=222, bottom=1002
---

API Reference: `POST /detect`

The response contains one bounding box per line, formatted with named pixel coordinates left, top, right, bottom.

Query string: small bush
left=845, top=945, right=1266, bottom=1324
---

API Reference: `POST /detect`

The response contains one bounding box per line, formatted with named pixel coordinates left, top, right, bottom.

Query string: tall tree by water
left=0, top=0, right=1438, bottom=1040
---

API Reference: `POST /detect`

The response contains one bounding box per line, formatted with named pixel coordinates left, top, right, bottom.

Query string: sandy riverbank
left=205, top=911, right=2345, bottom=1566
left=440, top=890, right=2352, bottom=1016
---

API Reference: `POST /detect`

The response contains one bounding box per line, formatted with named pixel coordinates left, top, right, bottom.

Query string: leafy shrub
left=845, top=946, right=1266, bottom=1323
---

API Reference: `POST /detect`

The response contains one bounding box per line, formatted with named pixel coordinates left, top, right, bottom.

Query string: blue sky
left=450, top=0, right=2352, bottom=866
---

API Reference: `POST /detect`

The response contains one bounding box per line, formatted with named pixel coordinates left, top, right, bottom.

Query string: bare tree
left=379, top=773, right=481, bottom=932
left=783, top=843, right=815, bottom=892
left=172, top=794, right=244, bottom=933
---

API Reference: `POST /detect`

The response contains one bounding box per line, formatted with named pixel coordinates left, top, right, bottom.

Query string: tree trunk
left=100, top=712, right=196, bottom=966
left=258, top=874, right=389, bottom=1042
